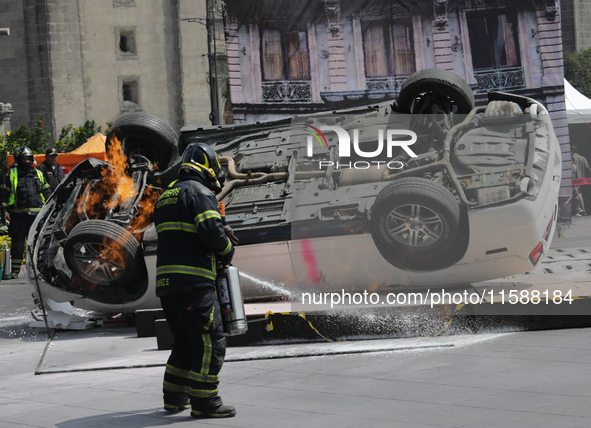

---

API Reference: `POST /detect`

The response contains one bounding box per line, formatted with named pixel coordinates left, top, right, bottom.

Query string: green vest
left=8, top=168, right=47, bottom=206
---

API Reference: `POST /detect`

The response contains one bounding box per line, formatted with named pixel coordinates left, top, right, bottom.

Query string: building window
left=466, top=10, right=524, bottom=92
left=362, top=19, right=416, bottom=79
left=260, top=27, right=310, bottom=81
left=118, top=28, right=137, bottom=56
left=467, top=11, right=520, bottom=70
left=120, top=78, right=140, bottom=111
left=122, top=80, right=138, bottom=103
left=259, top=24, right=312, bottom=103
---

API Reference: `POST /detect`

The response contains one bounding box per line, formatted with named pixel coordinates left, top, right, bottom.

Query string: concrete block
left=135, top=308, right=165, bottom=337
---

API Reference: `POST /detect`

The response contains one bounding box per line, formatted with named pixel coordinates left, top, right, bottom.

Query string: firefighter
left=154, top=142, right=235, bottom=419
left=0, top=146, right=50, bottom=278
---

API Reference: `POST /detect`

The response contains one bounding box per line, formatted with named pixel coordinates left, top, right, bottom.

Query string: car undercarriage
left=26, top=69, right=561, bottom=310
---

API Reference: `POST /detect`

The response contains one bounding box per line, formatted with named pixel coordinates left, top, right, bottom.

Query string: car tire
left=64, top=220, right=139, bottom=286
left=397, top=68, right=475, bottom=114
left=107, top=112, right=179, bottom=170
left=370, top=178, right=461, bottom=271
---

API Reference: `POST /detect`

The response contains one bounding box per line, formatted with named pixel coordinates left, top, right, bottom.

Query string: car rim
left=72, top=242, right=126, bottom=282
left=385, top=204, right=444, bottom=247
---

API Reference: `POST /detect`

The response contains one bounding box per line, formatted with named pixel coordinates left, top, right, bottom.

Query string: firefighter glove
left=223, top=225, right=239, bottom=245
left=218, top=245, right=235, bottom=266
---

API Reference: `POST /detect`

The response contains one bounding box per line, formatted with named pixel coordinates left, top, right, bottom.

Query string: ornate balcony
left=473, top=67, right=525, bottom=93
left=262, top=80, right=312, bottom=103
left=365, top=76, right=408, bottom=92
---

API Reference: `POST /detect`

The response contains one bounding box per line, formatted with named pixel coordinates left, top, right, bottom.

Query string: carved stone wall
left=0, top=103, right=13, bottom=135
left=0, top=0, right=52, bottom=133
left=561, top=0, right=591, bottom=52
left=323, top=0, right=348, bottom=92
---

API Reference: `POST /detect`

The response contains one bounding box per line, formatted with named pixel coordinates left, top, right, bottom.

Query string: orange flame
left=72, top=135, right=162, bottom=284
left=131, top=185, right=162, bottom=231
left=104, top=135, right=136, bottom=204
left=76, top=135, right=136, bottom=219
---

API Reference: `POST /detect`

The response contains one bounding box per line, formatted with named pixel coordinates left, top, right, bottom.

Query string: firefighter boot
left=191, top=404, right=236, bottom=419
left=164, top=402, right=191, bottom=414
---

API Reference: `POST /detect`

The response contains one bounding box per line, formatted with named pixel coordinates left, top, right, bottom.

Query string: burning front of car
left=26, top=118, right=178, bottom=312
left=26, top=69, right=561, bottom=313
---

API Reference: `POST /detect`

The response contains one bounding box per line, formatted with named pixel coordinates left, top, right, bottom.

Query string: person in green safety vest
left=0, top=146, right=50, bottom=278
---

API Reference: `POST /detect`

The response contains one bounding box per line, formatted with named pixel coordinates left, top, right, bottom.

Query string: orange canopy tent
left=6, top=133, right=107, bottom=174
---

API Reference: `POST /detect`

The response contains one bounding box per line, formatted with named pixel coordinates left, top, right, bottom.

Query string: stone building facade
left=561, top=0, right=591, bottom=52
left=0, top=0, right=227, bottom=137
left=0, top=0, right=572, bottom=197
left=0, top=1, right=52, bottom=135
left=224, top=0, right=564, bottom=120
left=223, top=0, right=570, bottom=196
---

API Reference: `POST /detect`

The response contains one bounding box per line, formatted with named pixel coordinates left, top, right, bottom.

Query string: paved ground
left=2, top=217, right=591, bottom=427
left=3, top=307, right=591, bottom=428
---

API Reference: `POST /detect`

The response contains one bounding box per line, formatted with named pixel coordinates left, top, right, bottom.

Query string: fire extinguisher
left=216, top=201, right=247, bottom=336
left=216, top=264, right=247, bottom=336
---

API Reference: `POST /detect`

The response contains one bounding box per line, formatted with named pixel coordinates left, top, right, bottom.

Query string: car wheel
left=370, top=178, right=461, bottom=271
left=64, top=220, right=139, bottom=286
left=107, top=112, right=179, bottom=170
left=397, top=69, right=475, bottom=114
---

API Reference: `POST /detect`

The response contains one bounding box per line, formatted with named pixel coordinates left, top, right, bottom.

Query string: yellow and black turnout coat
left=154, top=175, right=233, bottom=297
left=0, top=166, right=50, bottom=214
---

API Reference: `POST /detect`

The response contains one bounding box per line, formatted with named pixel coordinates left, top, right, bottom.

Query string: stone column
left=0, top=103, right=14, bottom=136
left=323, top=0, right=348, bottom=92
left=432, top=0, right=454, bottom=71
left=0, top=29, right=13, bottom=135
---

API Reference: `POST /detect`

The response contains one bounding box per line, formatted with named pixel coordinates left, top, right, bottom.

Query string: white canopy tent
left=565, top=79, right=591, bottom=125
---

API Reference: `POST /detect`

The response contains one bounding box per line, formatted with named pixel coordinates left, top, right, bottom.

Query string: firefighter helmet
left=14, top=146, right=34, bottom=170
left=179, top=143, right=223, bottom=192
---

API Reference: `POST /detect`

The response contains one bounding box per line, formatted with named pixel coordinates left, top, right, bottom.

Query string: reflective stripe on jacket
left=154, top=175, right=233, bottom=296
left=0, top=167, right=50, bottom=212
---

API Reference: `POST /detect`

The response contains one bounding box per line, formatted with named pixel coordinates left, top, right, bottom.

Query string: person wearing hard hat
left=0, top=146, right=50, bottom=278
left=154, top=142, right=235, bottom=419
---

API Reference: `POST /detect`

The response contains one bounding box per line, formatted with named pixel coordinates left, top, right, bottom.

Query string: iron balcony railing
left=262, top=80, right=312, bottom=103
left=474, top=66, right=525, bottom=93
left=365, top=76, right=408, bottom=91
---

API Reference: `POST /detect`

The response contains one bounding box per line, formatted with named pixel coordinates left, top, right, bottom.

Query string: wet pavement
left=2, top=216, right=591, bottom=427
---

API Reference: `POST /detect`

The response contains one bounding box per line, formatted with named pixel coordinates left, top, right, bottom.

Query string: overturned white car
left=26, top=69, right=561, bottom=313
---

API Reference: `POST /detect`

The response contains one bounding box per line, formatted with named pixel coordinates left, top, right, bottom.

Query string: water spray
left=238, top=271, right=292, bottom=299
